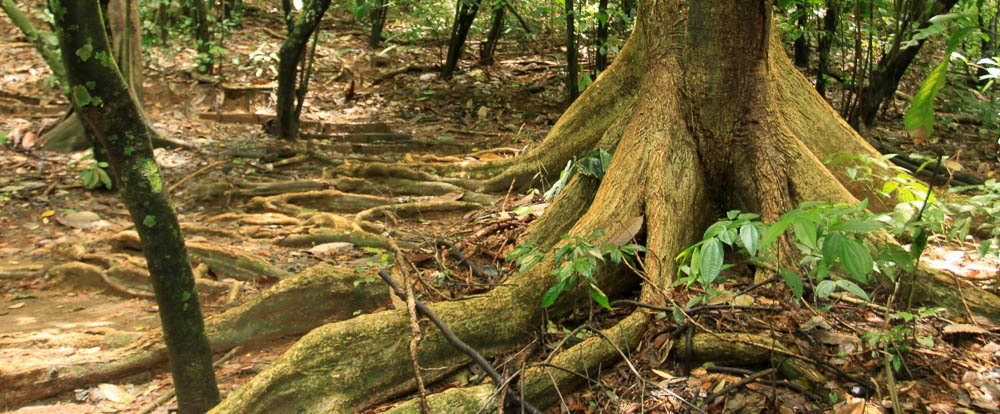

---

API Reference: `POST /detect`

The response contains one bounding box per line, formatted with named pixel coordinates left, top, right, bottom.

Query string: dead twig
left=376, top=269, right=543, bottom=414
left=388, top=237, right=431, bottom=413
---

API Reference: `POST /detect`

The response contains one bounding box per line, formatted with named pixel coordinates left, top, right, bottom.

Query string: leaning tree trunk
left=442, top=0, right=481, bottom=80
left=51, top=1, right=220, bottom=412
left=208, top=1, right=1000, bottom=413
left=847, top=0, right=959, bottom=129
left=274, top=0, right=333, bottom=139
left=38, top=0, right=143, bottom=153
left=479, top=0, right=505, bottom=65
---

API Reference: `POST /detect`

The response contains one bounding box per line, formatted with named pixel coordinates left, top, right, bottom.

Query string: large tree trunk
left=208, top=1, right=1000, bottom=413
left=847, top=0, right=959, bottom=129
left=274, top=0, right=333, bottom=139
left=51, top=2, right=220, bottom=412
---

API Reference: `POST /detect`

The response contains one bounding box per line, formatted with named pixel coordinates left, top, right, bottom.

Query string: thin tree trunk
left=51, top=1, right=220, bottom=413
left=595, top=0, right=609, bottom=72
left=480, top=0, right=505, bottom=65
left=816, top=0, right=839, bottom=97
left=793, top=8, right=810, bottom=68
left=368, top=0, right=389, bottom=48
left=281, top=0, right=294, bottom=32
left=847, top=0, right=959, bottom=129
left=192, top=0, right=213, bottom=74
left=275, top=0, right=333, bottom=139
left=442, top=0, right=481, bottom=80
left=564, top=0, right=579, bottom=102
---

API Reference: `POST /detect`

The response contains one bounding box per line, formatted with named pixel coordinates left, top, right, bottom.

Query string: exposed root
left=109, top=231, right=291, bottom=281
left=47, top=258, right=229, bottom=300
left=383, top=311, right=650, bottom=413
left=206, top=212, right=302, bottom=226
left=355, top=200, right=483, bottom=224
left=0, top=264, right=388, bottom=407
left=207, top=175, right=645, bottom=413
left=248, top=190, right=391, bottom=215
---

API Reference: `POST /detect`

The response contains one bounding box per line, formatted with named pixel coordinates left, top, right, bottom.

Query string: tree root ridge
left=0, top=264, right=388, bottom=408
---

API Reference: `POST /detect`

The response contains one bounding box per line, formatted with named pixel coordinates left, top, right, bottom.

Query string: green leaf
left=978, top=238, right=993, bottom=258
left=792, top=220, right=817, bottom=250
left=838, top=219, right=883, bottom=234
left=576, top=149, right=611, bottom=179
left=541, top=281, right=565, bottom=308
left=815, top=280, right=836, bottom=298
left=904, top=58, right=950, bottom=140
left=761, top=217, right=794, bottom=249
left=699, top=239, right=724, bottom=285
left=739, top=224, right=760, bottom=256
left=779, top=268, right=803, bottom=299
left=822, top=231, right=846, bottom=267
left=840, top=237, right=874, bottom=282
left=836, top=280, right=870, bottom=301
left=589, top=284, right=611, bottom=310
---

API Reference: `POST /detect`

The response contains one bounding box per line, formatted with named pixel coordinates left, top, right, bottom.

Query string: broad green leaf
left=840, top=237, right=874, bottom=282
left=739, top=224, right=760, bottom=256
left=761, top=217, right=794, bottom=249
left=541, top=281, right=565, bottom=308
left=699, top=239, right=724, bottom=285
left=838, top=219, right=883, bottom=234
left=822, top=231, right=846, bottom=267
left=703, top=221, right=729, bottom=239
left=792, top=220, right=818, bottom=250
left=904, top=58, right=950, bottom=140
left=836, top=280, right=870, bottom=301
left=815, top=280, right=836, bottom=298
left=779, top=268, right=803, bottom=299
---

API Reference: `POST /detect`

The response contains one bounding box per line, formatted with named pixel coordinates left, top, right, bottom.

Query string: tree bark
left=50, top=2, right=220, bottom=412
left=442, top=0, right=481, bottom=80
left=275, top=0, right=333, bottom=139
left=847, top=0, right=959, bottom=129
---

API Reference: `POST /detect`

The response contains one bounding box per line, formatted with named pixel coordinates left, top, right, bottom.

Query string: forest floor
left=1, top=3, right=998, bottom=414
